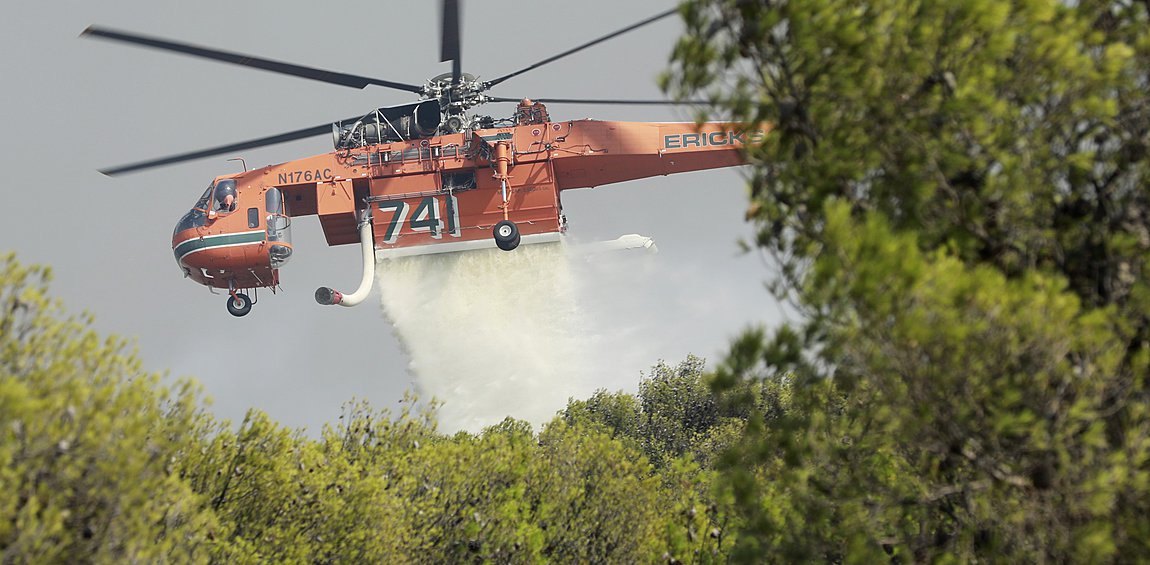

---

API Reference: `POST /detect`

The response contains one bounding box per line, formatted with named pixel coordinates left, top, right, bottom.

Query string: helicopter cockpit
left=172, top=178, right=241, bottom=237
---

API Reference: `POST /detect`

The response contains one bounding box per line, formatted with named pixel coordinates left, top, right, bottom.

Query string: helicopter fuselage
left=172, top=113, right=764, bottom=312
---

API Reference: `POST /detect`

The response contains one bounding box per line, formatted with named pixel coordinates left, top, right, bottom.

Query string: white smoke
left=377, top=243, right=605, bottom=431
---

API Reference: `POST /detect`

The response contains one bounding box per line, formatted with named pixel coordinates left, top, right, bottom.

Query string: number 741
left=376, top=195, right=461, bottom=243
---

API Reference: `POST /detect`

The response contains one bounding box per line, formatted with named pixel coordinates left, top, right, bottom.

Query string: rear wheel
left=227, top=293, right=253, bottom=317
left=493, top=220, right=520, bottom=251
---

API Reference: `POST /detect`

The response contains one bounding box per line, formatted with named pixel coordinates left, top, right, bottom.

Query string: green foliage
left=639, top=357, right=721, bottom=467
left=564, top=356, right=763, bottom=470
left=667, top=0, right=1150, bottom=561
left=188, top=399, right=716, bottom=563
left=714, top=208, right=1149, bottom=561
left=669, top=0, right=1149, bottom=303
left=1, top=253, right=750, bottom=562
left=0, top=253, right=218, bottom=563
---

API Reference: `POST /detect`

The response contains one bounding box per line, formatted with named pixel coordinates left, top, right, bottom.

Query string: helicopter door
left=266, top=187, right=293, bottom=267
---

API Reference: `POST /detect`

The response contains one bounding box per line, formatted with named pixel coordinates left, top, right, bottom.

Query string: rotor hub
left=422, top=72, right=490, bottom=117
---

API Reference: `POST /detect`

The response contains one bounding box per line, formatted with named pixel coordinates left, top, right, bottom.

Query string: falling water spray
left=377, top=243, right=597, bottom=431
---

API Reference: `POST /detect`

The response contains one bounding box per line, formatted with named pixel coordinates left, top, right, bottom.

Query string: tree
left=0, top=253, right=219, bottom=563
left=172, top=396, right=446, bottom=563
left=666, top=0, right=1150, bottom=561
left=563, top=356, right=749, bottom=469
left=560, top=358, right=768, bottom=561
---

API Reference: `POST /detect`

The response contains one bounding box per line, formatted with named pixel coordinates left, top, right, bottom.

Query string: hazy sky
left=0, top=0, right=784, bottom=432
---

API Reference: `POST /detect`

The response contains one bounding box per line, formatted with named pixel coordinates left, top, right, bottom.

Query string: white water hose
left=315, top=212, right=375, bottom=307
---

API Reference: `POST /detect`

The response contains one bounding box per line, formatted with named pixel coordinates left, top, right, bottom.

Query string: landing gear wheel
left=226, top=293, right=253, bottom=317
left=493, top=220, right=521, bottom=251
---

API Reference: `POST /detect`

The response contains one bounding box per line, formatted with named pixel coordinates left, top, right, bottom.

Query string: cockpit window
left=174, top=180, right=237, bottom=236
left=174, top=183, right=214, bottom=236
left=193, top=184, right=213, bottom=210
left=213, top=179, right=238, bottom=213
left=173, top=208, right=205, bottom=236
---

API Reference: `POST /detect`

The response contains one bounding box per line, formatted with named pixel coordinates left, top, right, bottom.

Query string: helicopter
left=83, top=1, right=764, bottom=317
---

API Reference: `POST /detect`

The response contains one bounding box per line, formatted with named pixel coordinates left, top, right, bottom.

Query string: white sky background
left=0, top=0, right=784, bottom=433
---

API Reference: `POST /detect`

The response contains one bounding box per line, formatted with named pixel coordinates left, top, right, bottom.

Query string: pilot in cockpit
left=214, top=182, right=237, bottom=213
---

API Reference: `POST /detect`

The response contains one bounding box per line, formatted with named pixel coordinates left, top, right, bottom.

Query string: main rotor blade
left=488, top=96, right=708, bottom=106
left=99, top=119, right=353, bottom=176
left=81, top=26, right=424, bottom=94
left=485, top=7, right=678, bottom=89
left=440, top=0, right=462, bottom=84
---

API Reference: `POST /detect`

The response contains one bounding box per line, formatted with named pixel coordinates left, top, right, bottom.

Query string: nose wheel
left=226, top=292, right=253, bottom=317
left=493, top=220, right=520, bottom=251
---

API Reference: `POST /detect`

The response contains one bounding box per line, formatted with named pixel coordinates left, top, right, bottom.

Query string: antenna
left=227, top=157, right=248, bottom=172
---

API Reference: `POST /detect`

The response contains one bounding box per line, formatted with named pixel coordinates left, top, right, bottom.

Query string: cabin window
left=265, top=187, right=293, bottom=268
left=247, top=207, right=259, bottom=228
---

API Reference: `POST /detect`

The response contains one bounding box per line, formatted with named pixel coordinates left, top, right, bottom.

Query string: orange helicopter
left=84, top=1, right=764, bottom=317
